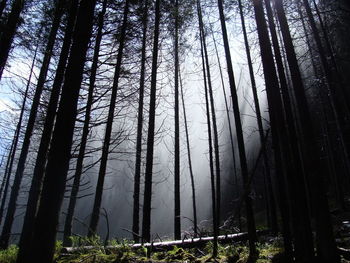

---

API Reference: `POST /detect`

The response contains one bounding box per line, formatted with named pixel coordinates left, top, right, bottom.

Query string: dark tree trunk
left=25, top=0, right=97, bottom=261
left=0, top=0, right=7, bottom=19
left=132, top=0, right=149, bottom=243
left=0, top=0, right=65, bottom=249
left=238, top=0, right=278, bottom=233
left=62, top=0, right=107, bottom=246
left=210, top=25, right=241, bottom=230
left=179, top=72, right=198, bottom=235
left=253, top=0, right=315, bottom=260
left=174, top=0, right=181, bottom=241
left=16, top=1, right=79, bottom=261
left=300, top=0, right=350, bottom=157
left=197, top=0, right=218, bottom=256
left=0, top=0, right=25, bottom=80
left=142, top=0, right=161, bottom=243
left=88, top=0, right=130, bottom=237
left=217, top=0, right=257, bottom=256
left=197, top=0, right=221, bottom=230
left=274, top=0, right=339, bottom=261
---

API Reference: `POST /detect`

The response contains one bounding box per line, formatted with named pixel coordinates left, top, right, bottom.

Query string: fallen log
left=61, top=230, right=269, bottom=254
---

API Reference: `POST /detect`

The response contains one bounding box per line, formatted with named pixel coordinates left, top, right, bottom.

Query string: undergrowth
left=0, top=236, right=286, bottom=263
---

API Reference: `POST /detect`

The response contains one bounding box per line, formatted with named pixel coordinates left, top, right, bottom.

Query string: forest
left=0, top=0, right=349, bottom=262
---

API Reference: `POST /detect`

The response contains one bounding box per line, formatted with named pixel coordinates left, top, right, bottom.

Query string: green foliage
left=0, top=245, right=18, bottom=263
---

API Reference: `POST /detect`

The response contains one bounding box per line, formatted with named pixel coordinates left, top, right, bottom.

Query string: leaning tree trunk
left=0, top=0, right=66, bottom=249
left=16, top=1, right=79, bottom=261
left=238, top=0, right=277, bottom=233
left=132, top=0, right=149, bottom=243
left=88, top=0, right=130, bottom=237
left=274, top=0, right=339, bottom=261
left=210, top=25, right=241, bottom=230
left=0, top=0, right=25, bottom=80
left=25, top=0, right=97, bottom=262
left=0, top=43, right=36, bottom=226
left=179, top=72, right=198, bottom=235
left=217, top=0, right=257, bottom=256
left=253, top=0, right=315, bottom=260
left=62, top=0, right=107, bottom=247
left=142, top=0, right=161, bottom=243
left=197, top=0, right=221, bottom=231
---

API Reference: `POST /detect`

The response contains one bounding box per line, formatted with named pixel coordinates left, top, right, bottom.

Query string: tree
left=0, top=0, right=26, bottom=80
left=24, top=0, right=97, bottom=261
left=62, top=0, right=107, bottom=246
left=132, top=0, right=149, bottom=243
left=217, top=0, right=257, bottom=257
left=16, top=1, right=80, bottom=260
left=142, top=0, right=161, bottom=243
left=88, top=0, right=130, bottom=237
left=0, top=0, right=66, bottom=249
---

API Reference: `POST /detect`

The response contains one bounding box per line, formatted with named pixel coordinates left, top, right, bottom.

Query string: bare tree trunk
left=132, top=0, right=149, bottom=243
left=142, top=0, right=161, bottom=243
left=210, top=25, right=241, bottom=230
left=174, top=0, right=181, bottom=241
left=88, top=0, right=130, bottom=237
left=63, top=0, right=107, bottom=246
left=197, top=0, right=221, bottom=230
left=197, top=0, right=218, bottom=256
left=0, top=0, right=66, bottom=249
left=179, top=72, right=197, bottom=235
left=238, top=0, right=278, bottom=233
left=16, top=2, right=79, bottom=261
left=25, top=0, right=97, bottom=261
left=0, top=0, right=25, bottom=80
left=217, top=0, right=257, bottom=256
left=274, top=0, right=339, bottom=261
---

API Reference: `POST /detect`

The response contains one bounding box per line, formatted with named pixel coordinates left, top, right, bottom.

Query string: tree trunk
left=0, top=0, right=7, bottom=19
left=0, top=0, right=25, bottom=80
left=238, top=0, right=278, bottom=233
left=25, top=0, right=97, bottom=261
left=210, top=25, right=241, bottom=230
left=16, top=1, right=79, bottom=261
left=274, top=0, right=339, bottom=261
left=174, top=0, right=181, bottom=241
left=88, top=0, right=130, bottom=237
left=132, top=0, right=149, bottom=243
left=179, top=72, right=197, bottom=235
left=62, top=0, right=107, bottom=247
left=0, top=0, right=66, bottom=249
left=142, top=0, right=161, bottom=243
left=217, top=0, right=257, bottom=256
left=197, top=0, right=218, bottom=256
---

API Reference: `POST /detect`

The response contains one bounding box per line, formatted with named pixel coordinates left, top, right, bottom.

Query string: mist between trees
left=0, top=0, right=349, bottom=262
